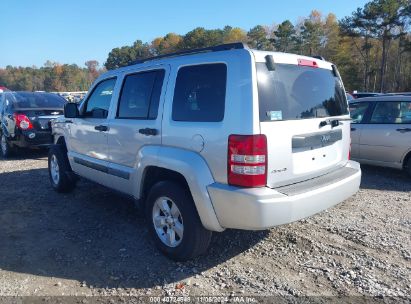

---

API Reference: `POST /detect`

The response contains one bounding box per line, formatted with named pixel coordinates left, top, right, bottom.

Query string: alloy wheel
left=50, top=154, right=60, bottom=185
left=152, top=196, right=184, bottom=247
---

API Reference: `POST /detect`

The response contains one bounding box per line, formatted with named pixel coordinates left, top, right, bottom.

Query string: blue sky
left=0, top=0, right=369, bottom=68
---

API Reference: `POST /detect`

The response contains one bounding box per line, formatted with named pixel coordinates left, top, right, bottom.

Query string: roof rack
left=129, top=42, right=248, bottom=66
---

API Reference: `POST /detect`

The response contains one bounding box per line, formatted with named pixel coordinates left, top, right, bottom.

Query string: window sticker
left=267, top=110, right=283, bottom=121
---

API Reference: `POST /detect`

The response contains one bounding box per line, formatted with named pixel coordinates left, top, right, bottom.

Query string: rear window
left=257, top=62, right=348, bottom=121
left=8, top=92, right=66, bottom=109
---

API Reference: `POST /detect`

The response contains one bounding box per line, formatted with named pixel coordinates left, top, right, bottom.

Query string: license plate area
left=292, top=129, right=342, bottom=174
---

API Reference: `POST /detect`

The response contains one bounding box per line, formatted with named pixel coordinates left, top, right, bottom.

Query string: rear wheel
left=0, top=133, right=14, bottom=158
left=145, top=181, right=212, bottom=261
left=48, top=145, right=77, bottom=192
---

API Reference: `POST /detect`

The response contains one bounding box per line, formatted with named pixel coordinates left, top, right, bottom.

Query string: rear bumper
left=208, top=161, right=361, bottom=230
left=11, top=131, right=53, bottom=148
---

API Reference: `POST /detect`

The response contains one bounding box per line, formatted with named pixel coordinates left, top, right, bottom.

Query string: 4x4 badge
left=271, top=168, right=287, bottom=173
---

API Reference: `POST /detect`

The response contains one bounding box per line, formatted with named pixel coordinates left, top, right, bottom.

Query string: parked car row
left=55, top=91, right=87, bottom=103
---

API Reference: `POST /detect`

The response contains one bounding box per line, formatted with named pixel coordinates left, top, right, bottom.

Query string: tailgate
left=254, top=52, right=350, bottom=188
left=261, top=119, right=350, bottom=188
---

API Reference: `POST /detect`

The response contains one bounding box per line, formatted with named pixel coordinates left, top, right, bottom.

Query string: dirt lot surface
left=0, top=150, right=410, bottom=302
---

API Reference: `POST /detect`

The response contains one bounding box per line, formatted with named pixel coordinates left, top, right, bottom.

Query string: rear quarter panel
left=161, top=49, right=259, bottom=184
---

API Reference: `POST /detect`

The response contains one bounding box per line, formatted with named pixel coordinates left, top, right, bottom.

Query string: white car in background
left=350, top=95, right=411, bottom=176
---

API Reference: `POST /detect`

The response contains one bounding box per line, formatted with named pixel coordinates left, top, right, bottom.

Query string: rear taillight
left=298, top=58, right=318, bottom=68
left=228, top=134, right=267, bottom=187
left=13, top=113, right=33, bottom=130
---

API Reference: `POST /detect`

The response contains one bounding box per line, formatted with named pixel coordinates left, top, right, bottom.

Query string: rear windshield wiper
left=265, top=55, right=275, bottom=71
left=319, top=117, right=352, bottom=128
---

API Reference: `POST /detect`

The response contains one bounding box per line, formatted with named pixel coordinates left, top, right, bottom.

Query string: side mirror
left=64, top=103, right=79, bottom=118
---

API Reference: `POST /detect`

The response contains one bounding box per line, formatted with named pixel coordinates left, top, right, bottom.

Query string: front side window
left=370, top=101, right=411, bottom=124
left=349, top=102, right=369, bottom=124
left=117, top=70, right=165, bottom=119
left=84, top=78, right=116, bottom=118
left=257, top=63, right=348, bottom=121
left=172, top=63, right=227, bottom=122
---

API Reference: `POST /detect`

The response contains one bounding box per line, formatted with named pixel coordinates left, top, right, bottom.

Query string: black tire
left=0, top=133, right=14, bottom=158
left=145, top=181, right=212, bottom=261
left=48, top=145, right=77, bottom=193
left=405, top=157, right=411, bottom=177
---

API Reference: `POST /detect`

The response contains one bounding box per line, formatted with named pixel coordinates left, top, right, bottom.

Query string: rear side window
left=117, top=70, right=165, bottom=119
left=172, top=63, right=227, bottom=122
left=257, top=63, right=348, bottom=121
left=370, top=101, right=411, bottom=124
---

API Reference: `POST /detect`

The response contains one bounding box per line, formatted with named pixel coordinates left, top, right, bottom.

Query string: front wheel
left=0, top=133, right=14, bottom=158
left=145, top=181, right=212, bottom=261
left=48, top=145, right=77, bottom=192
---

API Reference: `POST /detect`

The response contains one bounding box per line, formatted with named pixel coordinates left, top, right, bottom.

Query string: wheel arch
left=55, top=136, right=66, bottom=146
left=141, top=166, right=189, bottom=201
left=403, top=149, right=411, bottom=169
left=136, top=145, right=224, bottom=232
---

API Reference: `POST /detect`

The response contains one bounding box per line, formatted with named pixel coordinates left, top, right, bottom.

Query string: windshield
left=7, top=92, right=66, bottom=109
left=257, top=62, right=348, bottom=121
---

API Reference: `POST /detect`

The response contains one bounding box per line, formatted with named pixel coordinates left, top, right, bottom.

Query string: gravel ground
left=0, top=150, right=410, bottom=302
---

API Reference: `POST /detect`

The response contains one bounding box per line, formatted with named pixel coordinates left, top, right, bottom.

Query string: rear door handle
left=139, top=128, right=158, bottom=136
left=95, top=125, right=109, bottom=132
left=396, top=128, right=411, bottom=133
left=351, top=127, right=356, bottom=131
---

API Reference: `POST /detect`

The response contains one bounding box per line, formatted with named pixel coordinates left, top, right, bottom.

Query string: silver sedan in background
left=350, top=95, right=411, bottom=176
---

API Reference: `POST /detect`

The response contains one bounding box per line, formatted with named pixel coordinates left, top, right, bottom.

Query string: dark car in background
left=382, top=92, right=411, bottom=97
left=0, top=91, right=66, bottom=158
left=351, top=91, right=382, bottom=99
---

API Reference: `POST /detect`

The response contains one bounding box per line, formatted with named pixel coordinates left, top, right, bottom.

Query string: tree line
left=0, top=60, right=103, bottom=92
left=1, top=0, right=410, bottom=93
